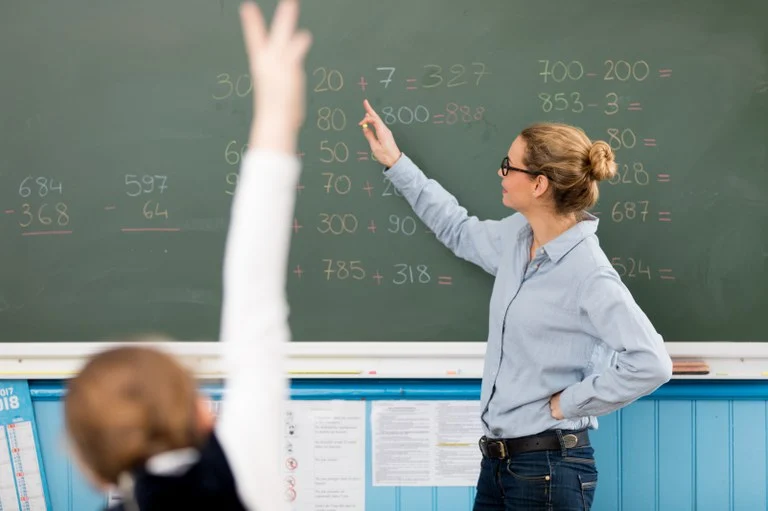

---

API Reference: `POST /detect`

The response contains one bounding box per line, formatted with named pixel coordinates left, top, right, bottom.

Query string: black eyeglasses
left=500, top=156, right=543, bottom=177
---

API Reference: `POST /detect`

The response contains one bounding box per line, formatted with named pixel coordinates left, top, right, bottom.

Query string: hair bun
left=588, top=141, right=617, bottom=181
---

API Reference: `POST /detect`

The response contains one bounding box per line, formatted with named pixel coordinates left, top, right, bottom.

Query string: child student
left=64, top=2, right=311, bottom=509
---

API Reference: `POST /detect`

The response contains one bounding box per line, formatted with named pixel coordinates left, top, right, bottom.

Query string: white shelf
left=0, top=342, right=766, bottom=380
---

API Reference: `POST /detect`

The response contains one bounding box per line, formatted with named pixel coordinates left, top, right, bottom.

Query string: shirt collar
left=515, top=212, right=599, bottom=264
left=145, top=447, right=200, bottom=476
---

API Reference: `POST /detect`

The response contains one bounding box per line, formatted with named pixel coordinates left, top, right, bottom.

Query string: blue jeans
left=473, top=444, right=598, bottom=511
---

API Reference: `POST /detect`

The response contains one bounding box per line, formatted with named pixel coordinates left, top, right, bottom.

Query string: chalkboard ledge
left=0, top=342, right=766, bottom=380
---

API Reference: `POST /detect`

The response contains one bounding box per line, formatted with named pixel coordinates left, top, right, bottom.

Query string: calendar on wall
left=0, top=381, right=50, bottom=511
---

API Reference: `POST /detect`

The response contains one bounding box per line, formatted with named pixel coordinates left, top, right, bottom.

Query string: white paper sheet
left=284, top=401, right=366, bottom=510
left=372, top=401, right=482, bottom=486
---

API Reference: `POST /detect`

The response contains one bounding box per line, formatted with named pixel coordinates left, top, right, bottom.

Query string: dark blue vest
left=107, top=432, right=247, bottom=511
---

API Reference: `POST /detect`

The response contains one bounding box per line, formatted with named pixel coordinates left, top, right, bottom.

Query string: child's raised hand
left=240, top=1, right=312, bottom=152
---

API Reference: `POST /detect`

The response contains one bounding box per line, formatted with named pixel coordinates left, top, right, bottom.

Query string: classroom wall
left=30, top=380, right=768, bottom=511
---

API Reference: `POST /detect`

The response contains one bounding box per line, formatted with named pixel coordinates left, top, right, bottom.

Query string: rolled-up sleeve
left=559, top=266, right=672, bottom=418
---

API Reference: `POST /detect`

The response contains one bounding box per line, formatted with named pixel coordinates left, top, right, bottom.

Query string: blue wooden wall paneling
left=732, top=401, right=766, bottom=511
left=658, top=401, right=694, bottom=510
left=33, top=400, right=104, bottom=511
left=26, top=380, right=768, bottom=511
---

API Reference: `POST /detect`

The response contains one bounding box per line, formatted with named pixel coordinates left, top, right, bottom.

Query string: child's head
left=65, top=345, right=212, bottom=485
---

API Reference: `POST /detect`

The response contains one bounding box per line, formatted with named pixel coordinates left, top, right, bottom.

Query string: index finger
left=239, top=3, right=267, bottom=60
left=270, top=0, right=300, bottom=47
left=362, top=99, right=389, bottom=131
left=363, top=99, right=385, bottom=123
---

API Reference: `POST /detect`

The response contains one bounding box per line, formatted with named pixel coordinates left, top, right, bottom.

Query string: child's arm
left=216, top=2, right=310, bottom=510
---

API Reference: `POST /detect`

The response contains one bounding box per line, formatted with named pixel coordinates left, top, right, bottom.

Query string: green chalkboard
left=0, top=0, right=766, bottom=342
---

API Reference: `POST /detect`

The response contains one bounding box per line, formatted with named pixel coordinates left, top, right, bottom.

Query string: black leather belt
left=479, top=429, right=590, bottom=459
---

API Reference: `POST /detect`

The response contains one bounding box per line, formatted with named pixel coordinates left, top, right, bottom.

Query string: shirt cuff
left=558, top=385, right=580, bottom=420
left=382, top=153, right=419, bottom=187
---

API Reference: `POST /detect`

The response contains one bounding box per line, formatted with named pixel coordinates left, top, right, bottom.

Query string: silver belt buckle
left=562, top=433, right=578, bottom=449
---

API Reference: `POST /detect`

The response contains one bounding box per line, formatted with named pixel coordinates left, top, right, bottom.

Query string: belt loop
left=555, top=429, right=567, bottom=457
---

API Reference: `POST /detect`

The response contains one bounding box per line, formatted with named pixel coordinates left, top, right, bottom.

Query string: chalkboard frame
left=1, top=342, right=767, bottom=380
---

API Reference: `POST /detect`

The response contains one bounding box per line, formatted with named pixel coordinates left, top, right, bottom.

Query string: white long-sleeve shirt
left=216, top=150, right=300, bottom=511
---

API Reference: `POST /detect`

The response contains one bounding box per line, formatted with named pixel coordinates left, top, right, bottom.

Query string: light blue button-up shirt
left=386, top=154, right=672, bottom=439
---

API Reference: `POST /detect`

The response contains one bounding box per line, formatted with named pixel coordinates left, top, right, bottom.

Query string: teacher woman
left=360, top=100, right=672, bottom=510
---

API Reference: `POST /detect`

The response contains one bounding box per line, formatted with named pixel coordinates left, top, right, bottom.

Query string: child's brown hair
left=65, top=345, right=205, bottom=484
